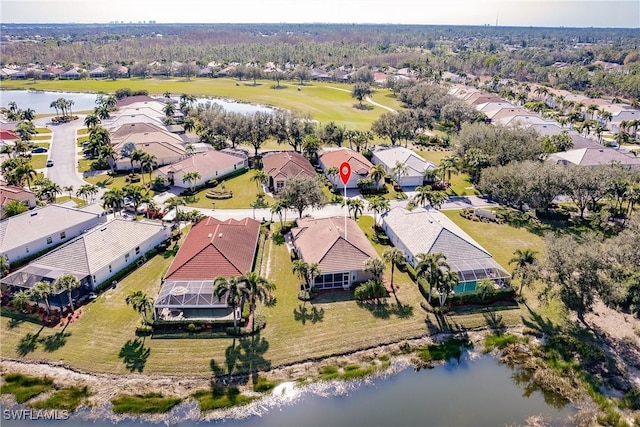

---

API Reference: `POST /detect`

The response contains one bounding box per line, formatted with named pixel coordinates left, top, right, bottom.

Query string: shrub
left=253, top=376, right=278, bottom=393
left=0, top=374, right=54, bottom=403
left=225, top=315, right=266, bottom=336
left=111, top=393, right=182, bottom=414
left=417, top=338, right=471, bottom=362
left=135, top=324, right=153, bottom=336
left=484, top=333, right=519, bottom=352
left=192, top=387, right=257, bottom=411
left=31, top=386, right=91, bottom=411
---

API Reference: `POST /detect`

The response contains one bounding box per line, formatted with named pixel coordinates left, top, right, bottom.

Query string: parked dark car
left=31, top=147, right=48, bottom=153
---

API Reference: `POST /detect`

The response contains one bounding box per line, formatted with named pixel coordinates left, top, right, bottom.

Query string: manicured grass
left=111, top=392, right=182, bottom=414
left=31, top=135, right=52, bottom=141
left=415, top=149, right=476, bottom=195
left=33, top=142, right=50, bottom=148
left=184, top=170, right=275, bottom=209
left=416, top=149, right=452, bottom=165
left=55, top=196, right=87, bottom=207
left=35, top=127, right=52, bottom=134
left=77, top=158, right=94, bottom=173
left=1, top=78, right=401, bottom=130
left=484, top=333, right=520, bottom=352
left=30, top=386, right=91, bottom=411
left=30, top=154, right=48, bottom=169
left=317, top=364, right=375, bottom=381
left=192, top=387, right=257, bottom=411
left=0, top=373, right=54, bottom=403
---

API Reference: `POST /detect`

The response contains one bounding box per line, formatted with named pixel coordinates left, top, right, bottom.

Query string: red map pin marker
left=339, top=162, right=351, bottom=186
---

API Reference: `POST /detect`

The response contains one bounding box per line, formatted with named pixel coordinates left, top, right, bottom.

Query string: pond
left=0, top=352, right=575, bottom=427
left=0, top=90, right=274, bottom=116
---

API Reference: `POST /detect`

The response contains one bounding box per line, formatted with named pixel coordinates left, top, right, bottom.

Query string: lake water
left=0, top=90, right=273, bottom=116
left=0, top=352, right=575, bottom=427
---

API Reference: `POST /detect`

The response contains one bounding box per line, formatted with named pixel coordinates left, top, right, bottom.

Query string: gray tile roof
left=372, top=147, right=435, bottom=178
left=28, top=219, right=168, bottom=276
left=0, top=205, right=102, bottom=253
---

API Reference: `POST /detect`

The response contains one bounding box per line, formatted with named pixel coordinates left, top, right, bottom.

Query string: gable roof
left=291, top=217, right=378, bottom=273
left=0, top=205, right=102, bottom=254
left=158, top=150, right=247, bottom=175
left=0, top=130, right=18, bottom=140
left=548, top=147, right=640, bottom=167
left=164, top=217, right=260, bottom=281
left=0, top=185, right=35, bottom=206
left=262, top=151, right=316, bottom=181
left=115, top=95, right=161, bottom=108
left=319, top=149, right=373, bottom=176
left=109, top=122, right=169, bottom=138
left=372, top=146, right=435, bottom=177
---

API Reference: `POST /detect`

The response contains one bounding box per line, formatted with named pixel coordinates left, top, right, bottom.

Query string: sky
left=1, top=0, right=639, bottom=28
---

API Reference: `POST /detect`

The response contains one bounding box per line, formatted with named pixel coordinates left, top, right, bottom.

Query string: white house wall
left=3, top=215, right=107, bottom=264
left=172, top=161, right=248, bottom=189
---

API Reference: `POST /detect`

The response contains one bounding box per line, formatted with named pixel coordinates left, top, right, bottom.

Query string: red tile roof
left=262, top=151, right=316, bottom=181
left=0, top=130, right=18, bottom=140
left=319, top=149, right=373, bottom=176
left=164, top=217, right=260, bottom=281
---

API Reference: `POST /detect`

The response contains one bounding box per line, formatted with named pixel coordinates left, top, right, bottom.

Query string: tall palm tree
left=214, top=276, right=249, bottom=332
left=54, top=274, right=81, bottom=312
left=345, top=198, right=365, bottom=220
left=165, top=196, right=184, bottom=231
left=102, top=188, right=125, bottom=217
left=83, top=114, right=100, bottom=128
left=21, top=108, right=35, bottom=122
left=364, top=257, right=385, bottom=281
left=242, top=271, right=274, bottom=332
left=182, top=171, right=201, bottom=194
left=123, top=184, right=146, bottom=213
left=412, top=185, right=433, bottom=207
left=32, top=281, right=54, bottom=314
left=390, top=161, right=409, bottom=187
left=129, top=148, right=145, bottom=173
left=509, top=248, right=538, bottom=296
left=14, top=161, right=37, bottom=190
left=368, top=196, right=390, bottom=225
left=292, top=260, right=309, bottom=287
left=125, top=290, right=154, bottom=325
left=270, top=198, right=288, bottom=227
left=427, top=190, right=447, bottom=210
left=438, top=270, right=458, bottom=307
left=99, top=144, right=117, bottom=174
left=140, top=153, right=158, bottom=186
left=325, top=166, right=339, bottom=190
left=50, top=100, right=60, bottom=119
left=383, top=247, right=404, bottom=304
left=415, top=252, right=449, bottom=304
left=437, top=155, right=460, bottom=184
left=250, top=170, right=269, bottom=193
left=369, top=163, right=386, bottom=188
left=63, top=185, right=74, bottom=199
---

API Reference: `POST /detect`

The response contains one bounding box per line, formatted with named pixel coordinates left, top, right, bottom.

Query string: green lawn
left=416, top=150, right=477, bottom=196
left=31, top=154, right=48, bottom=169
left=31, top=135, right=52, bottom=141
left=33, top=142, right=50, bottom=149
left=1, top=78, right=401, bottom=131
left=35, top=127, right=52, bottom=134
left=183, top=170, right=275, bottom=209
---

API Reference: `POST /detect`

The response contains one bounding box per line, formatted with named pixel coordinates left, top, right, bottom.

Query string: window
left=109, top=265, right=112, bottom=273
left=46, top=236, right=53, bottom=245
left=135, top=246, right=140, bottom=255
left=125, top=252, right=130, bottom=262
left=25, top=246, right=29, bottom=253
left=60, top=231, right=66, bottom=239
left=233, top=164, right=237, bottom=170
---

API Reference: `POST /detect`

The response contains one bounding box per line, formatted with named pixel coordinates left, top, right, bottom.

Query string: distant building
left=0, top=185, right=37, bottom=218
left=262, top=151, right=316, bottom=194
left=156, top=150, right=248, bottom=189
left=548, top=147, right=640, bottom=168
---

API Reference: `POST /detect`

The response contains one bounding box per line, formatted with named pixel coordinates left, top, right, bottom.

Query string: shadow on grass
left=428, top=312, right=464, bottom=333
left=237, top=332, right=271, bottom=385
left=16, top=326, right=45, bottom=356
left=118, top=338, right=151, bottom=373
left=3, top=309, right=42, bottom=329
left=353, top=103, right=374, bottom=110
left=269, top=85, right=289, bottom=90
left=357, top=301, right=414, bottom=319
left=482, top=308, right=506, bottom=333
left=264, top=296, right=277, bottom=307
left=293, top=304, right=324, bottom=325
left=313, top=291, right=355, bottom=304
left=521, top=303, right=560, bottom=335
left=42, top=331, right=71, bottom=352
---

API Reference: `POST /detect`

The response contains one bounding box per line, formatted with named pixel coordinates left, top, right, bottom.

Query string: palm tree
left=250, top=170, right=269, bottom=193
left=14, top=162, right=37, bottom=190
left=54, top=274, right=81, bottom=312
left=368, top=196, right=390, bottom=226
left=427, top=190, right=447, bottom=210
left=165, top=196, right=184, bottom=231
left=390, top=161, right=409, bottom=187
left=214, top=276, right=249, bottom=332
left=102, top=188, right=125, bottom=217
left=0, top=255, right=9, bottom=279
left=437, top=155, right=460, bottom=184
left=415, top=252, right=449, bottom=304
left=383, top=247, right=404, bottom=304
left=50, top=101, right=60, bottom=119
left=438, top=270, right=458, bottom=307
left=182, top=171, right=201, bottom=194
left=509, top=248, right=538, bottom=297
left=140, top=153, right=158, bottom=186
left=325, top=166, right=340, bottom=190
left=412, top=185, right=433, bottom=207
left=125, top=290, right=154, bottom=325
left=162, top=102, right=175, bottom=118
left=129, top=148, right=145, bottom=173
left=242, top=271, right=274, bottom=332
left=123, top=184, right=146, bottom=213
left=364, top=257, right=385, bottom=281
left=345, top=198, right=365, bottom=220
left=12, top=290, right=31, bottom=312
left=292, top=260, right=309, bottom=287
left=63, top=185, right=74, bottom=199
left=32, top=281, right=54, bottom=314
left=21, top=108, right=35, bottom=122
left=369, top=163, right=386, bottom=188
left=83, top=114, right=100, bottom=128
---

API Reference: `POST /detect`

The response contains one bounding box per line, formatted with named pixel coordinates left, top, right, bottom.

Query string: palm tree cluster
left=415, top=253, right=458, bottom=307
left=213, top=272, right=274, bottom=332
left=11, top=274, right=82, bottom=317
left=49, top=97, right=75, bottom=121
left=292, top=260, right=321, bottom=291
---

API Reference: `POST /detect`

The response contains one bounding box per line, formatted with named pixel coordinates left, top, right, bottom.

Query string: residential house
left=109, top=122, right=187, bottom=170
left=89, top=66, right=106, bottom=79
left=154, top=217, right=260, bottom=320
left=156, top=150, right=248, bottom=189
left=290, top=217, right=379, bottom=290
left=60, top=68, right=81, bottom=80
left=0, top=205, right=107, bottom=264
left=1, top=185, right=37, bottom=218
left=371, top=146, right=436, bottom=187
left=1, top=219, right=170, bottom=306
left=319, top=148, right=375, bottom=189
left=262, top=151, right=316, bottom=194
left=381, top=207, right=510, bottom=293
left=548, top=147, right=640, bottom=168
